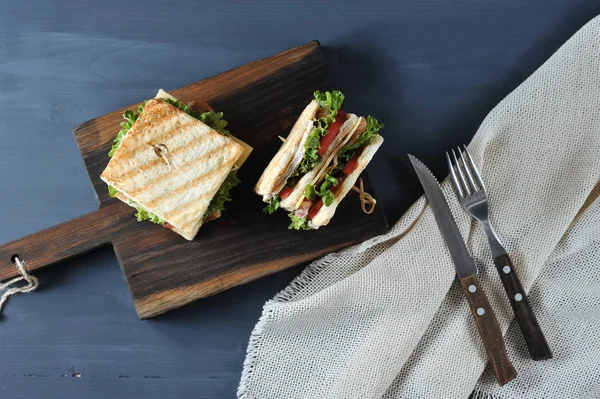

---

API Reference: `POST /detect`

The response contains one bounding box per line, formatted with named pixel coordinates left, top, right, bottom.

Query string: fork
left=447, top=145, right=552, bottom=361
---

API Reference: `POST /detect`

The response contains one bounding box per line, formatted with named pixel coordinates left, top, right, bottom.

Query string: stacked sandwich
left=101, top=90, right=252, bottom=241
left=255, top=90, right=384, bottom=229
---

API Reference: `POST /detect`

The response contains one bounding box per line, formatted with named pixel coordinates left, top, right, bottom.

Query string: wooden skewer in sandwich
left=255, top=90, right=384, bottom=230
left=101, top=90, right=253, bottom=241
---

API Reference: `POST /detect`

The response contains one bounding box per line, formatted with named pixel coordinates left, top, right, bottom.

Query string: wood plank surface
left=0, top=202, right=130, bottom=280
left=1, top=1, right=597, bottom=398
left=71, top=41, right=388, bottom=318
left=0, top=42, right=388, bottom=319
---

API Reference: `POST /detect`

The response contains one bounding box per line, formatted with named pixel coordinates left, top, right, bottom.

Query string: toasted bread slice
left=280, top=114, right=361, bottom=211
left=112, top=90, right=230, bottom=226
left=308, top=134, right=384, bottom=229
left=155, top=89, right=253, bottom=168
left=101, top=98, right=244, bottom=240
left=113, top=191, right=221, bottom=234
left=255, top=100, right=320, bottom=200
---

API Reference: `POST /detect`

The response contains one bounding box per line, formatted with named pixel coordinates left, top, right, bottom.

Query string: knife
left=408, top=154, right=517, bottom=386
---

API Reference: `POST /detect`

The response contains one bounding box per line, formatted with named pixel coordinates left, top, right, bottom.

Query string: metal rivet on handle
left=477, top=308, right=485, bottom=316
left=514, top=293, right=523, bottom=302
left=503, top=266, right=511, bottom=274
left=468, top=285, right=477, bottom=293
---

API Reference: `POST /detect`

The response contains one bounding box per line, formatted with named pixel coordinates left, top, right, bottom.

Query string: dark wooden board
left=0, top=41, right=388, bottom=319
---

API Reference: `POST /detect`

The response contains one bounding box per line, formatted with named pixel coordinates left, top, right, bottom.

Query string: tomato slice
left=317, top=110, right=347, bottom=157
left=280, top=187, right=294, bottom=200
left=306, top=185, right=341, bottom=220
left=342, top=150, right=363, bottom=175
left=307, top=199, right=323, bottom=220
left=342, top=157, right=359, bottom=175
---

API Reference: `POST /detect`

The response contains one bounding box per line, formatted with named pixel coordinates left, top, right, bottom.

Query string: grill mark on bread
left=105, top=101, right=238, bottom=186
left=142, top=141, right=243, bottom=228
left=147, top=119, right=196, bottom=152
left=136, top=102, right=197, bottom=149
left=161, top=175, right=227, bottom=226
left=160, top=166, right=227, bottom=222
left=101, top=98, right=243, bottom=238
left=109, top=122, right=208, bottom=182
left=141, top=142, right=240, bottom=211
left=124, top=145, right=231, bottom=198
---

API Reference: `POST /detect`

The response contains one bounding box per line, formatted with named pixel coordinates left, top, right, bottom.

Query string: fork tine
left=462, top=145, right=485, bottom=190
left=458, top=147, right=478, bottom=192
left=446, top=152, right=464, bottom=198
left=451, top=149, right=471, bottom=195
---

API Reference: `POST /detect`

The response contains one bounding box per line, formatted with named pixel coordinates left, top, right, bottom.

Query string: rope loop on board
left=0, top=255, right=39, bottom=317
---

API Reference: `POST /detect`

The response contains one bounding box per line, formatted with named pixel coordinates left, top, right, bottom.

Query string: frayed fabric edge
left=472, top=390, right=503, bottom=399
left=237, top=250, right=344, bottom=398
left=237, top=199, right=428, bottom=398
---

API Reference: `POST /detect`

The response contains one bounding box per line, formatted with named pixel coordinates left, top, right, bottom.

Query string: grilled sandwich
left=101, top=90, right=252, bottom=240
left=256, top=90, right=384, bottom=229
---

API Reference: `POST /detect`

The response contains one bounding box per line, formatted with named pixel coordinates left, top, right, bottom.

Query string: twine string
left=275, top=135, right=377, bottom=214
left=0, top=256, right=39, bottom=317
left=351, top=178, right=377, bottom=214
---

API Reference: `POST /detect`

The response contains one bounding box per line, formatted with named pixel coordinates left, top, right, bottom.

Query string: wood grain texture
left=1, top=1, right=597, bottom=397
left=41, top=41, right=386, bottom=319
left=458, top=274, right=517, bottom=386
left=0, top=202, right=130, bottom=280
left=494, top=254, right=553, bottom=361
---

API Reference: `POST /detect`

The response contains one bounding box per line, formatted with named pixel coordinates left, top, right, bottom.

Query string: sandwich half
left=256, top=90, right=384, bottom=229
left=101, top=90, right=252, bottom=240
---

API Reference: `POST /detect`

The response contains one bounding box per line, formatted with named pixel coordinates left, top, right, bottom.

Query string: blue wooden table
left=0, top=1, right=598, bottom=398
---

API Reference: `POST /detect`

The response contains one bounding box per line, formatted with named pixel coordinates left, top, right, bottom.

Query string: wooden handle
left=493, top=254, right=552, bottom=361
left=0, top=202, right=129, bottom=280
left=459, top=274, right=517, bottom=386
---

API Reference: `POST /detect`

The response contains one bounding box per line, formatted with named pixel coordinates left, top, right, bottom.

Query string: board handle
left=0, top=202, right=129, bottom=280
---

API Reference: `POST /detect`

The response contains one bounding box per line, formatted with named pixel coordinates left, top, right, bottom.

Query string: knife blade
left=409, top=155, right=478, bottom=278
left=408, top=154, right=517, bottom=386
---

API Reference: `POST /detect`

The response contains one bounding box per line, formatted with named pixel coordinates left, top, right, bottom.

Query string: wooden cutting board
left=0, top=41, right=389, bottom=319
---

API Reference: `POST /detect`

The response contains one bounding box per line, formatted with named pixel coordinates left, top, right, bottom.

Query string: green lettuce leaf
left=338, top=115, right=384, bottom=163
left=304, top=184, right=318, bottom=201
left=299, top=90, right=345, bottom=174
left=304, top=173, right=338, bottom=206
left=314, top=90, right=345, bottom=112
left=133, top=204, right=165, bottom=224
left=320, top=190, right=335, bottom=207
left=108, top=104, right=146, bottom=157
left=288, top=212, right=310, bottom=230
left=129, top=170, right=240, bottom=227
left=108, top=97, right=238, bottom=225
left=195, top=111, right=230, bottom=136
left=108, top=185, right=119, bottom=198
left=161, top=97, right=192, bottom=113
left=301, top=115, right=383, bottom=209
left=109, top=98, right=232, bottom=160
left=161, top=98, right=231, bottom=136
left=203, top=171, right=241, bottom=221
left=264, top=195, right=281, bottom=215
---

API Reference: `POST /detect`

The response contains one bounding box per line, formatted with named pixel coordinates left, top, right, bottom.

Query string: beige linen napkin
left=238, top=16, right=600, bottom=399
